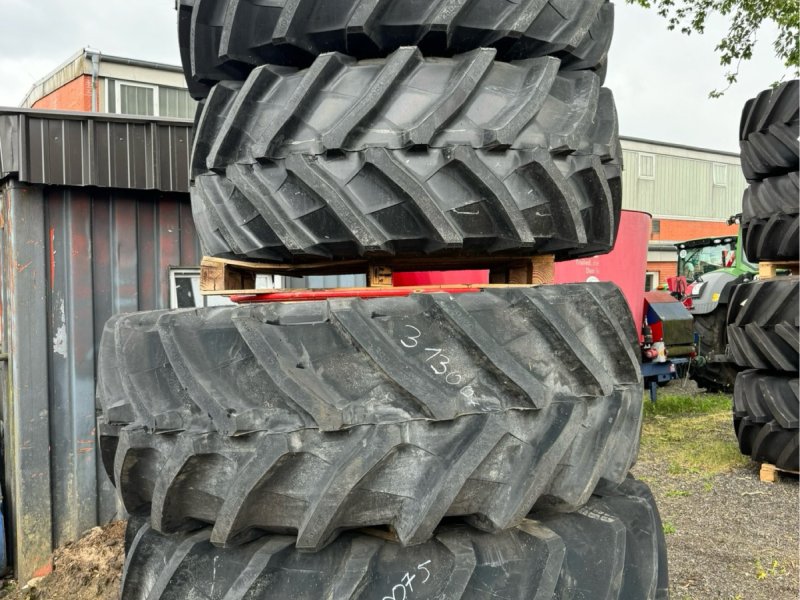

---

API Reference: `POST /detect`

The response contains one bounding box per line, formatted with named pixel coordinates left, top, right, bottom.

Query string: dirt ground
left=0, top=522, right=123, bottom=600
left=634, top=379, right=800, bottom=599
left=1, top=381, right=797, bottom=600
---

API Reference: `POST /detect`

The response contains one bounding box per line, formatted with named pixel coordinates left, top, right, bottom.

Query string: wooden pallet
left=758, top=260, right=800, bottom=279
left=200, top=254, right=555, bottom=295
left=759, top=462, right=799, bottom=483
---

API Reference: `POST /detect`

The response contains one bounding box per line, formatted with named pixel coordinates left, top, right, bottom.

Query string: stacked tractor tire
left=729, top=80, right=799, bottom=473
left=98, top=2, right=668, bottom=598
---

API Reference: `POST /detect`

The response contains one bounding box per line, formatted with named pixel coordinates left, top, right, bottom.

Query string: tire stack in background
left=729, top=80, right=799, bottom=476
left=99, top=2, right=668, bottom=597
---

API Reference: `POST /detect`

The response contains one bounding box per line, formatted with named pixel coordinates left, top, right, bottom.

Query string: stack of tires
left=100, top=2, right=669, bottom=598
left=729, top=80, right=799, bottom=472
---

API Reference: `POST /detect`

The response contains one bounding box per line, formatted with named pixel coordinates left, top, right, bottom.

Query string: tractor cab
left=675, top=236, right=755, bottom=282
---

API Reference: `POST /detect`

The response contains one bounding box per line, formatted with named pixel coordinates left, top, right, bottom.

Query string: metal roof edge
left=620, top=135, right=741, bottom=159
left=0, top=109, right=192, bottom=193
left=0, top=106, right=192, bottom=126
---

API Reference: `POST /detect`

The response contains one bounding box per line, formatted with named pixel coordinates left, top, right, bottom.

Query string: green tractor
left=671, top=217, right=757, bottom=392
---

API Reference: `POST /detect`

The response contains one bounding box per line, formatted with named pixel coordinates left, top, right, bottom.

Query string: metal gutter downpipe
left=89, top=51, right=101, bottom=112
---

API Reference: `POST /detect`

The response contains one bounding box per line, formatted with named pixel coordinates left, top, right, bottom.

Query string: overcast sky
left=0, top=0, right=792, bottom=152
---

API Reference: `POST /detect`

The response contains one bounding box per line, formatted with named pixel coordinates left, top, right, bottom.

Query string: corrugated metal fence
left=0, top=108, right=198, bottom=580
left=1, top=181, right=200, bottom=579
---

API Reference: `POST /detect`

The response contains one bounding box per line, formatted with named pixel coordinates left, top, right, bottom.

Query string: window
left=109, top=80, right=196, bottom=118
left=638, top=154, right=655, bottom=179
left=115, top=81, right=157, bottom=116
left=645, top=272, right=659, bottom=291
left=712, top=163, right=728, bottom=187
left=169, top=268, right=283, bottom=309
left=651, top=219, right=661, bottom=235
left=159, top=87, right=195, bottom=119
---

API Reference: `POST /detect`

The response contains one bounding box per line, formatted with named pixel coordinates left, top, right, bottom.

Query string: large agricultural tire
left=120, top=478, right=668, bottom=600
left=733, top=370, right=799, bottom=471
left=178, top=0, right=614, bottom=100
left=727, top=277, right=799, bottom=372
left=691, top=308, right=739, bottom=393
left=191, top=49, right=621, bottom=262
left=739, top=80, right=799, bottom=182
left=98, top=284, right=643, bottom=550
left=741, top=171, right=799, bottom=262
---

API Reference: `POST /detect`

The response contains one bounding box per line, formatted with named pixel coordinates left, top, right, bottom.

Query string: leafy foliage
left=628, top=0, right=800, bottom=96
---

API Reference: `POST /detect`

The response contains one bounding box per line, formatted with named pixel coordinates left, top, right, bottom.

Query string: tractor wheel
left=741, top=171, right=799, bottom=262
left=99, top=284, right=643, bottom=550
left=733, top=370, right=799, bottom=471
left=739, top=80, right=799, bottom=182
left=191, top=49, right=621, bottom=262
left=691, top=309, right=739, bottom=393
left=727, top=277, right=799, bottom=372
left=178, top=0, right=613, bottom=100
left=120, top=478, right=668, bottom=600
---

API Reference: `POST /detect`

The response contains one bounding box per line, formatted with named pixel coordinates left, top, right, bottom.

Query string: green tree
left=628, top=0, right=799, bottom=96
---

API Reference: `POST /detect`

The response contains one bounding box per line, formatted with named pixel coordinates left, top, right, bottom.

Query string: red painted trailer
left=553, top=211, right=651, bottom=341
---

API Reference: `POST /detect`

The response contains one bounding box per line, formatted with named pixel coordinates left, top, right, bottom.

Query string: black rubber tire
left=741, top=171, right=799, bottom=262
left=190, top=49, right=621, bottom=262
left=99, top=284, right=643, bottom=550
left=733, top=370, right=799, bottom=471
left=193, top=49, right=619, bottom=164
left=739, top=80, right=799, bottom=182
left=178, top=0, right=614, bottom=100
left=120, top=477, right=668, bottom=600
left=690, top=309, right=740, bottom=393
left=727, top=277, right=799, bottom=372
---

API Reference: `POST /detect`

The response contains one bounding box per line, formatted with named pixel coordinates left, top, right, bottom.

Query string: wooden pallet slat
left=759, top=462, right=800, bottom=483
left=200, top=254, right=557, bottom=296
left=758, top=260, right=800, bottom=280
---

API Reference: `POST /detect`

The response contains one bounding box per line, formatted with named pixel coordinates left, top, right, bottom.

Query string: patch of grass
left=755, top=558, right=787, bottom=580
left=644, top=392, right=732, bottom=417
left=640, top=391, right=749, bottom=476
left=662, top=521, right=677, bottom=535
left=665, top=489, right=692, bottom=498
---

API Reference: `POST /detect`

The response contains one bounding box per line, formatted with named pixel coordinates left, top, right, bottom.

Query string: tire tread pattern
left=120, top=478, right=668, bottom=600
left=98, top=285, right=644, bottom=550
left=178, top=0, right=614, bottom=99
left=741, top=171, right=799, bottom=262
left=733, top=370, right=799, bottom=471
left=739, top=80, right=799, bottom=181
left=727, top=277, right=799, bottom=372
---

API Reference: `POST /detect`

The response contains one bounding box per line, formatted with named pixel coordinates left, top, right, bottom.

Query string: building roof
left=0, top=108, right=192, bottom=193
left=20, top=49, right=185, bottom=108
left=620, top=135, right=740, bottom=160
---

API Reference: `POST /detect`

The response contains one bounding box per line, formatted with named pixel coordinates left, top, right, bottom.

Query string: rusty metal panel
left=1, top=179, right=200, bottom=580
left=0, top=109, right=192, bottom=193
left=3, top=182, right=54, bottom=582
left=0, top=115, right=20, bottom=179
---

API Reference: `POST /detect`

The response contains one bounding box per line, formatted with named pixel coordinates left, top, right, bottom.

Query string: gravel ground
left=635, top=381, right=799, bottom=600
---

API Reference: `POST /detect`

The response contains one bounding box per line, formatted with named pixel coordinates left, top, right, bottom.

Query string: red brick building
left=22, top=49, right=196, bottom=119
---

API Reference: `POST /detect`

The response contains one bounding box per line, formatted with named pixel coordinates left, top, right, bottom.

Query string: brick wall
left=32, top=75, right=93, bottom=112
left=651, top=218, right=738, bottom=242
left=647, top=261, right=678, bottom=288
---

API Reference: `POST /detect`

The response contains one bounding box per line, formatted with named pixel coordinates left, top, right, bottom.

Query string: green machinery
left=671, top=218, right=757, bottom=391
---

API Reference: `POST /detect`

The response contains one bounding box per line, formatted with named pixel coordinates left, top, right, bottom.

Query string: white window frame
left=638, top=153, right=656, bottom=180
left=645, top=272, right=659, bottom=291
left=712, top=163, right=728, bottom=187
left=115, top=80, right=159, bottom=116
